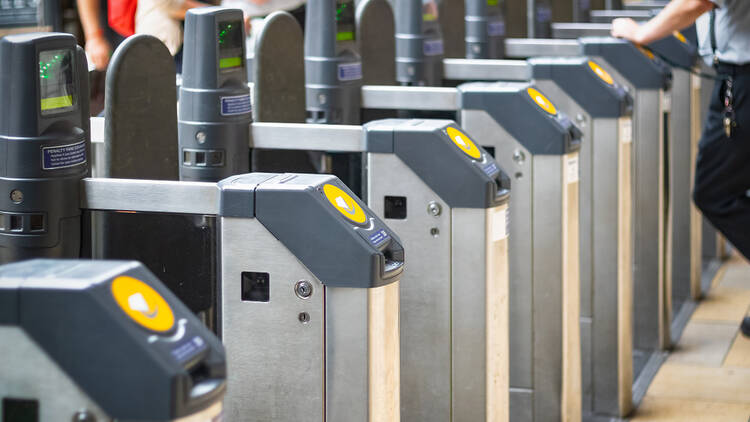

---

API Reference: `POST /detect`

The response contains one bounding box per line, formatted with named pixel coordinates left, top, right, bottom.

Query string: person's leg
left=693, top=70, right=750, bottom=261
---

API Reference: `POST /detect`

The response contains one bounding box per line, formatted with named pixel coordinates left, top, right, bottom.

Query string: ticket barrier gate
left=187, top=7, right=514, bottom=420
left=0, top=259, right=226, bottom=422
left=301, top=2, right=582, bottom=420
left=297, top=1, right=588, bottom=419
left=506, top=36, right=672, bottom=418
left=457, top=10, right=637, bottom=421
left=101, top=10, right=514, bottom=421
left=543, top=26, right=695, bottom=341
left=1, top=32, right=407, bottom=422
left=552, top=21, right=706, bottom=331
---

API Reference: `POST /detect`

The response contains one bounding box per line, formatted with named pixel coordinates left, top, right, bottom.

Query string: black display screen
left=218, top=20, right=243, bottom=69
left=39, top=49, right=75, bottom=115
left=336, top=0, right=355, bottom=42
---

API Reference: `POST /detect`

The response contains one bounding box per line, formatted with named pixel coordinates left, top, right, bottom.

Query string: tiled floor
left=630, top=255, right=750, bottom=421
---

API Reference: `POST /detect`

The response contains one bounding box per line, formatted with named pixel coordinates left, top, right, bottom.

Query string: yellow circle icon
left=527, top=87, right=557, bottom=115
left=446, top=127, right=482, bottom=160
left=111, top=276, right=175, bottom=333
left=673, top=31, right=687, bottom=44
left=323, top=184, right=368, bottom=224
left=637, top=46, right=655, bottom=60
left=588, top=61, right=614, bottom=86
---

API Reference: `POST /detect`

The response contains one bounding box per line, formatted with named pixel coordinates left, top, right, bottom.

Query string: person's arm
left=76, top=0, right=112, bottom=70
left=611, top=0, right=715, bottom=45
left=167, top=0, right=211, bottom=20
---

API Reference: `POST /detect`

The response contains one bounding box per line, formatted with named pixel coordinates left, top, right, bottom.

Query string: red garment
left=108, top=0, right=137, bottom=37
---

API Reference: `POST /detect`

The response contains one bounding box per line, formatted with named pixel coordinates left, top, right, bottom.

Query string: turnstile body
left=505, top=36, right=672, bottom=417
left=527, top=58, right=635, bottom=420
left=362, top=119, right=511, bottom=421
left=362, top=10, right=592, bottom=414
left=0, top=259, right=226, bottom=421
left=216, top=173, right=403, bottom=422
left=456, top=83, right=582, bottom=422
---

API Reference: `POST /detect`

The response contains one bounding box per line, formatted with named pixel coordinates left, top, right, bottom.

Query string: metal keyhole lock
left=427, top=201, right=442, bottom=217
left=512, top=149, right=526, bottom=165
left=72, top=411, right=96, bottom=422
left=295, top=280, right=313, bottom=299
left=575, top=113, right=587, bottom=128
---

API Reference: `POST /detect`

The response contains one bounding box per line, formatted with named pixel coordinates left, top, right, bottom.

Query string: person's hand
left=244, top=16, right=253, bottom=34
left=85, top=33, right=112, bottom=71
left=611, top=18, right=643, bottom=44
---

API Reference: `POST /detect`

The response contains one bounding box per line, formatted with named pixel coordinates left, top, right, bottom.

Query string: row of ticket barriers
left=0, top=0, right=730, bottom=421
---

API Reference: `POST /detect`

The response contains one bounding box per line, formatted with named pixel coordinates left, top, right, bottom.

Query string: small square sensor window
left=3, top=398, right=39, bottom=422
left=384, top=196, right=407, bottom=220
left=241, top=272, right=270, bottom=302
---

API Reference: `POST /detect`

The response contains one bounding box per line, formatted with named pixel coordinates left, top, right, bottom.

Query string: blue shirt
left=696, top=0, right=750, bottom=65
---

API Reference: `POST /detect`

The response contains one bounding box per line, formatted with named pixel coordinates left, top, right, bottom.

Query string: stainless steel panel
left=367, top=153, right=453, bottom=421
left=531, top=80, right=593, bottom=320
left=669, top=68, right=694, bottom=318
left=0, top=327, right=109, bottom=421
left=551, top=23, right=612, bottom=39
left=590, top=117, right=632, bottom=417
left=451, top=207, right=494, bottom=421
left=325, top=287, right=369, bottom=422
left=632, top=89, right=667, bottom=352
left=442, top=58, right=532, bottom=81
left=220, top=217, right=326, bottom=421
left=81, top=178, right=219, bottom=215
left=460, top=109, right=535, bottom=393
left=509, top=388, right=534, bottom=421
left=250, top=122, right=366, bottom=152
left=360, top=85, right=459, bottom=111
left=504, top=38, right=581, bottom=59
left=531, top=154, right=567, bottom=422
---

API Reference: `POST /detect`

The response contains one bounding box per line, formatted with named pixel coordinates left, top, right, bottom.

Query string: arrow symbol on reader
left=336, top=196, right=357, bottom=215
left=128, top=292, right=158, bottom=318
left=455, top=135, right=467, bottom=147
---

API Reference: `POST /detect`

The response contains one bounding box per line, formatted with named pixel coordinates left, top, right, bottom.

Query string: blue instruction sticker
left=220, top=94, right=252, bottom=116
left=369, top=229, right=390, bottom=246
left=536, top=5, right=552, bottom=22
left=171, top=335, right=207, bottom=363
left=338, top=62, right=363, bottom=81
left=423, top=39, right=444, bottom=56
left=42, top=140, right=86, bottom=170
left=483, top=162, right=499, bottom=177
left=488, top=21, right=506, bottom=36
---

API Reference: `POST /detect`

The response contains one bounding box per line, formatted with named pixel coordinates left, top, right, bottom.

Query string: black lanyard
left=710, top=8, right=718, bottom=65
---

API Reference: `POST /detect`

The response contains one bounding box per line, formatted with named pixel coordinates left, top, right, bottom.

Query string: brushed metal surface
left=460, top=109, right=535, bottom=395
left=442, top=58, right=532, bottom=81
left=325, top=287, right=370, bottom=422
left=360, top=85, right=459, bottom=110
left=531, top=154, right=568, bottom=422
left=220, top=217, right=326, bottom=421
left=367, top=152, right=453, bottom=421
left=451, top=207, right=502, bottom=421
left=668, top=68, right=694, bottom=323
left=504, top=38, right=581, bottom=58
left=461, top=108, right=574, bottom=422
left=81, top=178, right=219, bottom=215
left=0, top=327, right=109, bottom=421
left=250, top=122, right=366, bottom=152
left=531, top=80, right=594, bottom=319
left=551, top=23, right=612, bottom=39
left=631, top=89, right=667, bottom=355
